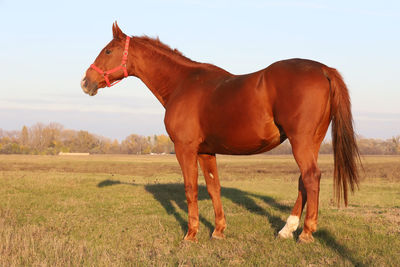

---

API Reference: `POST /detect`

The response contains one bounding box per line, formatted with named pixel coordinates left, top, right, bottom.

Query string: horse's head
left=81, top=22, right=130, bottom=96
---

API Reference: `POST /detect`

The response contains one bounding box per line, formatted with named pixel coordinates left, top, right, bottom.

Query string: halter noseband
left=90, top=36, right=131, bottom=87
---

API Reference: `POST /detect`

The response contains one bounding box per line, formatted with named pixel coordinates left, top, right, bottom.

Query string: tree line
left=0, top=123, right=174, bottom=155
left=265, top=136, right=400, bottom=155
left=0, top=122, right=399, bottom=155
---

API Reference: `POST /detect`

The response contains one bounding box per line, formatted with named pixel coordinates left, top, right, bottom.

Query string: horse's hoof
left=211, top=231, right=225, bottom=240
left=278, top=230, right=293, bottom=239
left=298, top=232, right=314, bottom=243
left=183, top=234, right=198, bottom=243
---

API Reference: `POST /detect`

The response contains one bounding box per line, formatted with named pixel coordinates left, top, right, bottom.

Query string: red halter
left=90, top=36, right=131, bottom=87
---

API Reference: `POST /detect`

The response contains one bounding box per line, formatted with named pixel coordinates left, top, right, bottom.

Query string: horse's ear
left=112, top=21, right=124, bottom=40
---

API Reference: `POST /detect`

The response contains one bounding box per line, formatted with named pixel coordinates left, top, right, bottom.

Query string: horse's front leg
left=174, top=142, right=200, bottom=242
left=198, top=154, right=226, bottom=239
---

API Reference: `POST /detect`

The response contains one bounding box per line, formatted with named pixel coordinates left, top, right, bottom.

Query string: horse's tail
left=323, top=66, right=360, bottom=206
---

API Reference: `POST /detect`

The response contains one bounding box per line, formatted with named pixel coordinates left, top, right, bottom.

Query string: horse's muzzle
left=81, top=76, right=98, bottom=96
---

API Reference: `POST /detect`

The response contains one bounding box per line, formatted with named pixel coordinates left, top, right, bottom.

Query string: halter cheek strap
left=90, top=36, right=131, bottom=87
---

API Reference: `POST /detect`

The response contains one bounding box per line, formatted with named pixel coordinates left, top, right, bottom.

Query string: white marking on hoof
left=209, top=172, right=214, bottom=179
left=278, top=215, right=299, bottom=239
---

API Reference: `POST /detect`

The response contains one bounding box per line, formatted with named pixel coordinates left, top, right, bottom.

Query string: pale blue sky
left=1, top=0, right=399, bottom=140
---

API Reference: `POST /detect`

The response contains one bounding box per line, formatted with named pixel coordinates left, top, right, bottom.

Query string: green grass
left=0, top=154, right=399, bottom=266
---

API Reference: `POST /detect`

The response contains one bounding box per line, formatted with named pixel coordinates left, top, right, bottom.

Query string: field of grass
left=0, top=154, right=399, bottom=266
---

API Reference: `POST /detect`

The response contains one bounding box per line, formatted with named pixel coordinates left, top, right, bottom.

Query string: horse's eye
left=105, top=49, right=112, bottom=55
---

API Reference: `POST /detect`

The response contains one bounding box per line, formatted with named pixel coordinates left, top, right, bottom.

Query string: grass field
left=0, top=154, right=399, bottom=266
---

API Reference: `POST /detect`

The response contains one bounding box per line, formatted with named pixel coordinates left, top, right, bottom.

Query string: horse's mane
left=139, top=36, right=184, bottom=56
left=136, top=35, right=197, bottom=64
left=135, top=35, right=230, bottom=74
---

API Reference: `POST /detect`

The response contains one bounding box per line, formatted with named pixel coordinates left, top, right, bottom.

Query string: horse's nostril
left=84, top=80, right=88, bottom=88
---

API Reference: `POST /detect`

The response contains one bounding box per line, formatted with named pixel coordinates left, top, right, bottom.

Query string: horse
left=81, top=22, right=360, bottom=243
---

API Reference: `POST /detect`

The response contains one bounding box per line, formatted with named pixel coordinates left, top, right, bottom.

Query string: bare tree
left=20, top=126, right=29, bottom=146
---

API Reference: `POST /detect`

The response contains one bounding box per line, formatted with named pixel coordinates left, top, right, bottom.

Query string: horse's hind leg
left=278, top=175, right=307, bottom=239
left=198, top=154, right=226, bottom=239
left=284, top=139, right=321, bottom=243
left=295, top=141, right=321, bottom=242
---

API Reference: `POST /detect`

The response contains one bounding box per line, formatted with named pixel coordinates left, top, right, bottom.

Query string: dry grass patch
left=0, top=154, right=399, bottom=266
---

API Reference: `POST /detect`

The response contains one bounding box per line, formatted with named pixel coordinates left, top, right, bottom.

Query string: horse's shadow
left=145, top=183, right=292, bottom=236
left=97, top=179, right=363, bottom=266
left=98, top=180, right=290, bottom=235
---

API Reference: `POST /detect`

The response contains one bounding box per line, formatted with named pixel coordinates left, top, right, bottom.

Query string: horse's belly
left=200, top=120, right=283, bottom=155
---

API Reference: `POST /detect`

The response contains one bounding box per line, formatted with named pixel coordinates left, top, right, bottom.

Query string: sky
left=1, top=0, right=399, bottom=140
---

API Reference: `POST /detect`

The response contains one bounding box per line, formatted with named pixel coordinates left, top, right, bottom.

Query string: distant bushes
left=266, top=136, right=400, bottom=155
left=0, top=123, right=174, bottom=155
left=0, top=123, right=399, bottom=155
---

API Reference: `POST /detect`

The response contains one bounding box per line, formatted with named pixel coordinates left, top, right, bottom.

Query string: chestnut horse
left=81, top=23, right=360, bottom=243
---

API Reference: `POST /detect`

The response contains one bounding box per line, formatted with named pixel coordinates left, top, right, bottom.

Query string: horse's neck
left=129, top=38, right=199, bottom=107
